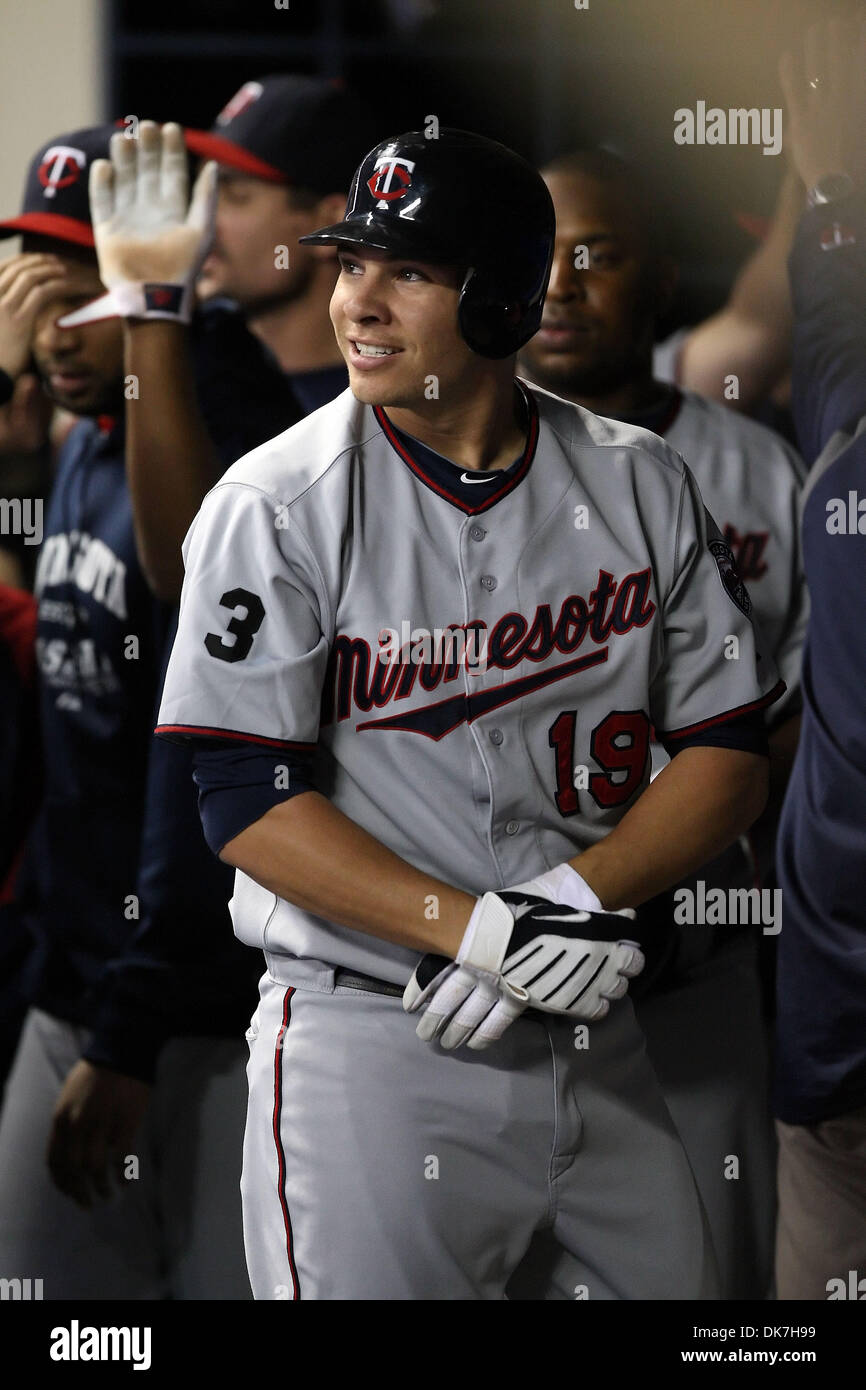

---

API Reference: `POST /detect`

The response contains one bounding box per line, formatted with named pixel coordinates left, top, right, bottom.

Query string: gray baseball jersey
left=157, top=379, right=782, bottom=988
left=664, top=387, right=807, bottom=722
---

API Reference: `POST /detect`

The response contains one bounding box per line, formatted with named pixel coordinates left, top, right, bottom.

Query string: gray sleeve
left=650, top=465, right=783, bottom=741
left=156, top=482, right=329, bottom=749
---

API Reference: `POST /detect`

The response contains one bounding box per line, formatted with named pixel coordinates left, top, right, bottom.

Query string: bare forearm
left=220, top=791, right=475, bottom=957
left=728, top=170, right=803, bottom=320
left=125, top=320, right=221, bottom=601
left=570, top=747, right=769, bottom=910
left=678, top=171, right=802, bottom=410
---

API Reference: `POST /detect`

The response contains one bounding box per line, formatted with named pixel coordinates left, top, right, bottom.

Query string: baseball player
left=0, top=124, right=306, bottom=1298
left=157, top=128, right=783, bottom=1301
left=517, top=148, right=808, bottom=1297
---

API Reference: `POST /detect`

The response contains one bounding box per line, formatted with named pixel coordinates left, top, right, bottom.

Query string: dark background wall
left=107, top=0, right=861, bottom=330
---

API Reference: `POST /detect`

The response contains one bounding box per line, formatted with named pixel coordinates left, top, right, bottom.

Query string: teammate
left=156, top=128, right=782, bottom=1301
left=773, top=18, right=866, bottom=1300
left=0, top=123, right=300, bottom=1298
left=517, top=149, right=808, bottom=1298
left=188, top=75, right=366, bottom=379
left=0, top=125, right=174, bottom=1294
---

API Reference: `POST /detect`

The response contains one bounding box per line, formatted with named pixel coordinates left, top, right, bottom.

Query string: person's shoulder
left=206, top=387, right=373, bottom=506
left=673, top=388, right=806, bottom=481
left=190, top=298, right=282, bottom=385
left=54, top=416, right=111, bottom=478
left=191, top=298, right=257, bottom=350
left=527, top=380, right=688, bottom=480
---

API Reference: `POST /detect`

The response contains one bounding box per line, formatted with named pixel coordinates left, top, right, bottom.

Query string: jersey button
left=505, top=820, right=520, bottom=835
left=469, top=524, right=486, bottom=542
left=480, top=574, right=497, bottom=591
left=489, top=727, right=503, bottom=745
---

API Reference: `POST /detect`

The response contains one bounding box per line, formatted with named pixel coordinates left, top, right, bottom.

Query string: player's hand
left=59, top=121, right=217, bottom=328
left=403, top=951, right=531, bottom=1051
left=404, top=890, right=645, bottom=1051
left=779, top=19, right=866, bottom=192
left=0, top=252, right=70, bottom=379
left=46, top=1059, right=151, bottom=1209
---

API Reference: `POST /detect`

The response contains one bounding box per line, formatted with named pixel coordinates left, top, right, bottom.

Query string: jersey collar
left=374, top=380, right=539, bottom=515
left=617, top=385, right=684, bottom=437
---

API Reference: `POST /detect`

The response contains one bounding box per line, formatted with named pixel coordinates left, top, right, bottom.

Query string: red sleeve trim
left=659, top=679, right=786, bottom=742
left=154, top=723, right=316, bottom=752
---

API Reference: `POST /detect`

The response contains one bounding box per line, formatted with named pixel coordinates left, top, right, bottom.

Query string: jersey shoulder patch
left=708, top=538, right=752, bottom=616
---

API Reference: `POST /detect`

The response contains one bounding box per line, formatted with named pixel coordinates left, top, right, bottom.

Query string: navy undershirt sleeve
left=191, top=741, right=317, bottom=855
left=659, top=706, right=769, bottom=760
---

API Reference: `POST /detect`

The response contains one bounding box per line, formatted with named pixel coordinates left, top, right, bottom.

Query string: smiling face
left=520, top=168, right=667, bottom=399
left=30, top=254, right=124, bottom=415
left=329, top=244, right=483, bottom=408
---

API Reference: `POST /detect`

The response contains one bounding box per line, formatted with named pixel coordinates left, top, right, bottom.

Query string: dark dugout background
left=108, top=0, right=861, bottom=333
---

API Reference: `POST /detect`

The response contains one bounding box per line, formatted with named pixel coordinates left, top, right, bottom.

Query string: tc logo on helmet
left=38, top=146, right=86, bottom=199
left=367, top=156, right=415, bottom=208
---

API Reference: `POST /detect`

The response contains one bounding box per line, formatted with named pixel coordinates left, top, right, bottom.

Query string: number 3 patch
left=708, top=540, right=752, bottom=617
left=204, top=587, right=265, bottom=663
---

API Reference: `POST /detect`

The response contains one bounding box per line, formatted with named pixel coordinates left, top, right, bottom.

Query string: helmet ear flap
left=458, top=265, right=532, bottom=360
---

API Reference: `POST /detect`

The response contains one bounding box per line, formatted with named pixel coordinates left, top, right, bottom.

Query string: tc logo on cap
left=217, top=81, right=264, bottom=127
left=39, top=146, right=87, bottom=199
left=367, top=156, right=415, bottom=208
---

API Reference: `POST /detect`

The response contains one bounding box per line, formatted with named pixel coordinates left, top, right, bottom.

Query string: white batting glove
left=403, top=952, right=531, bottom=1051
left=403, top=890, right=644, bottom=1052
left=511, top=862, right=607, bottom=913
left=58, top=121, right=217, bottom=327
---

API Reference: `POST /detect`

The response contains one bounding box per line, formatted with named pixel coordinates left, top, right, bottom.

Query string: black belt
left=333, top=968, right=405, bottom=998
left=332, top=967, right=546, bottom=1024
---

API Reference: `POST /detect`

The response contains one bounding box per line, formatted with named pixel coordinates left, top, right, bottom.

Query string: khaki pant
left=775, top=1104, right=866, bottom=1300
left=0, top=1007, right=252, bottom=1299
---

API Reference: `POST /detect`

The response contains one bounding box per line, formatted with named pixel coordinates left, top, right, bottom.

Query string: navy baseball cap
left=184, top=75, right=377, bottom=194
left=0, top=126, right=115, bottom=248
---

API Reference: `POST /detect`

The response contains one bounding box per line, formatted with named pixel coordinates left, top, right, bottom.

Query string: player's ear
left=305, top=193, right=348, bottom=262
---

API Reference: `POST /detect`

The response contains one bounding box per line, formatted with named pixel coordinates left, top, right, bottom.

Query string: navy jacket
left=774, top=189, right=866, bottom=1124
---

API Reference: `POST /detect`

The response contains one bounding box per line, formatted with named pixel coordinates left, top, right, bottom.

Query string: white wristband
left=57, top=280, right=194, bottom=329
left=518, top=863, right=604, bottom=913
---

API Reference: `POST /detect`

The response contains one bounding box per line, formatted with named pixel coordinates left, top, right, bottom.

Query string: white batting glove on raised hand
left=58, top=121, right=217, bottom=328
left=403, top=889, right=644, bottom=1052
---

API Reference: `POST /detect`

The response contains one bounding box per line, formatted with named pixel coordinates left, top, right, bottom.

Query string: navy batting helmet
left=299, top=128, right=555, bottom=359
